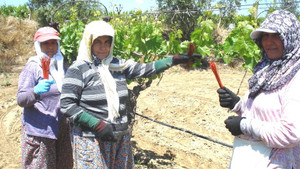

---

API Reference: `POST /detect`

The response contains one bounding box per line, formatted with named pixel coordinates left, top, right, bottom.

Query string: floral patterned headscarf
left=248, top=10, right=300, bottom=98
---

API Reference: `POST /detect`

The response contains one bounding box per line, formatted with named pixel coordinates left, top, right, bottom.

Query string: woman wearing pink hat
left=17, top=27, right=73, bottom=168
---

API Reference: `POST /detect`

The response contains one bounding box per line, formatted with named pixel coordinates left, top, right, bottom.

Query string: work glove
left=224, top=116, right=244, bottom=136
left=217, top=86, right=240, bottom=109
left=74, top=111, right=117, bottom=142
left=172, top=53, right=202, bottom=65
left=34, top=79, right=55, bottom=95
left=94, top=121, right=117, bottom=142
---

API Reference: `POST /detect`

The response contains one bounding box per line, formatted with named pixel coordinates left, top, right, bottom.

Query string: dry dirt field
left=0, top=59, right=252, bottom=168
left=0, top=15, right=254, bottom=169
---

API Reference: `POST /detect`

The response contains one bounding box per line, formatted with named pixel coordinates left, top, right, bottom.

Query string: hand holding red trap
left=185, top=42, right=196, bottom=69
left=41, top=56, right=50, bottom=79
left=209, top=62, right=223, bottom=88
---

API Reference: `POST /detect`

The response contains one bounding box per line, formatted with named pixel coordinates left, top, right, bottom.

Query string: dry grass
left=0, top=16, right=37, bottom=73
left=213, top=25, right=231, bottom=44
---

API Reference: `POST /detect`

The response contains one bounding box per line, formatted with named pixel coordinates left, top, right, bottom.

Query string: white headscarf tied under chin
left=28, top=40, right=65, bottom=92
left=77, top=21, right=131, bottom=122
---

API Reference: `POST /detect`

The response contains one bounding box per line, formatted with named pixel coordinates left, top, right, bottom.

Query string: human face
left=40, top=39, right=58, bottom=57
left=92, top=36, right=112, bottom=60
left=261, top=33, right=284, bottom=60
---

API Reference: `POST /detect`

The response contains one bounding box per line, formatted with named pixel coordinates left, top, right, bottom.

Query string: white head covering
left=250, top=28, right=277, bottom=40
left=77, top=21, right=126, bottom=122
left=28, top=27, right=65, bottom=92
left=77, top=21, right=114, bottom=64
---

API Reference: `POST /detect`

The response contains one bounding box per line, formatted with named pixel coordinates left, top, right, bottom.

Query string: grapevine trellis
left=48, top=1, right=263, bottom=149
left=50, top=0, right=110, bottom=23
left=135, top=112, right=233, bottom=148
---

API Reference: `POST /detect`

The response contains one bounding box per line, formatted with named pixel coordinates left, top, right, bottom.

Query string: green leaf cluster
left=58, top=14, right=263, bottom=72
left=0, top=5, right=30, bottom=18
left=221, top=21, right=261, bottom=71
left=0, top=2, right=274, bottom=73
left=59, top=21, right=85, bottom=63
left=191, top=19, right=215, bottom=57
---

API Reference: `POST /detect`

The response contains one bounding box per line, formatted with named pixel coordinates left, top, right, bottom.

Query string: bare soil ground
left=0, top=14, right=253, bottom=169
left=0, top=58, right=252, bottom=168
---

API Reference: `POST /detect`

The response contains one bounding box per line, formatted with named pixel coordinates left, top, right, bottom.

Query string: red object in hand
left=185, top=42, right=196, bottom=69
left=209, top=62, right=223, bottom=88
left=41, top=57, right=50, bottom=79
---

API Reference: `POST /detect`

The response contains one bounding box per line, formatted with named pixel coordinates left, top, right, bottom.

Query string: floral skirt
left=71, top=125, right=134, bottom=169
left=21, top=118, right=73, bottom=169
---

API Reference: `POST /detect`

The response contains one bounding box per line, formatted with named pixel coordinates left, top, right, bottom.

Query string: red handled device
left=209, top=62, right=223, bottom=88
left=41, top=57, right=50, bottom=79
left=185, top=42, right=196, bottom=69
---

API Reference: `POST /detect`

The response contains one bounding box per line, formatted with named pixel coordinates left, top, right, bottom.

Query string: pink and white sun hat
left=34, top=27, right=61, bottom=42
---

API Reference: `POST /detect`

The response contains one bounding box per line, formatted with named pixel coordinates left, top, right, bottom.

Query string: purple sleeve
left=17, top=61, right=41, bottom=107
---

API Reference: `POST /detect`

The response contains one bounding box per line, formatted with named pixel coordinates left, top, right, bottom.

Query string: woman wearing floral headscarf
left=60, top=20, right=199, bottom=168
left=217, top=10, right=300, bottom=168
left=17, top=27, right=73, bottom=169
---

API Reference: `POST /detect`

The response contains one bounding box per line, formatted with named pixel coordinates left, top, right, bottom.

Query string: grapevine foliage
left=221, top=21, right=261, bottom=71
left=2, top=5, right=300, bottom=72
left=0, top=5, right=268, bottom=72
left=59, top=15, right=262, bottom=72
left=59, top=21, right=85, bottom=64
left=0, top=5, right=29, bottom=18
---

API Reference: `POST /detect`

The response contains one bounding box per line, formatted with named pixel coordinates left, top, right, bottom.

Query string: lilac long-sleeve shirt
left=233, top=70, right=300, bottom=168
left=17, top=59, right=61, bottom=139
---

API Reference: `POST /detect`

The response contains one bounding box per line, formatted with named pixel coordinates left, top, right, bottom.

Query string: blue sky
left=0, top=0, right=158, bottom=12
left=0, top=0, right=273, bottom=16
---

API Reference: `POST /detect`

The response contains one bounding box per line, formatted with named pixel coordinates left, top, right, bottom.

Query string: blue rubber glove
left=34, top=79, right=55, bottom=95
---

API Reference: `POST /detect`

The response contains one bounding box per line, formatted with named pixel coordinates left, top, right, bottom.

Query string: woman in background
left=17, top=26, right=73, bottom=169
left=217, top=10, right=300, bottom=168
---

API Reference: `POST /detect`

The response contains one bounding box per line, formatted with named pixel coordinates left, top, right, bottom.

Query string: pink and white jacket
left=233, top=70, right=300, bottom=168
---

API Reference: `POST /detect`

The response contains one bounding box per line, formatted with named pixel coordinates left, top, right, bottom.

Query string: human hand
left=34, top=79, right=55, bottom=95
left=94, top=121, right=117, bottom=142
left=217, top=86, right=240, bottom=109
left=224, top=116, right=244, bottom=136
left=172, top=53, right=202, bottom=65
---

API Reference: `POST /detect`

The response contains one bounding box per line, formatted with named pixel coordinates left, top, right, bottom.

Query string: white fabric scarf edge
left=30, top=41, right=65, bottom=92
left=97, top=56, right=120, bottom=122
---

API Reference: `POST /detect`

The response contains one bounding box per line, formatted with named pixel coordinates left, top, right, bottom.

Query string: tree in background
left=27, top=0, right=62, bottom=26
left=26, top=0, right=108, bottom=27
left=280, top=0, right=299, bottom=16
left=212, top=0, right=248, bottom=28
left=156, top=0, right=249, bottom=41
left=0, top=4, right=30, bottom=18
left=51, top=1, right=109, bottom=23
left=157, top=0, right=207, bottom=41
left=259, top=0, right=299, bottom=18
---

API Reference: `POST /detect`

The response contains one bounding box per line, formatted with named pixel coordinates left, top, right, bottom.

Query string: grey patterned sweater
left=60, top=57, right=165, bottom=136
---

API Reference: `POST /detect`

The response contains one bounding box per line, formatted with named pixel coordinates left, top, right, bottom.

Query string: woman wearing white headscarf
left=17, top=27, right=73, bottom=169
left=60, top=20, right=198, bottom=168
left=217, top=10, right=300, bottom=168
